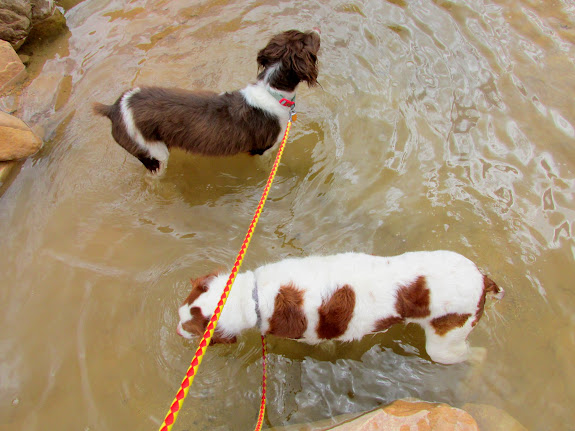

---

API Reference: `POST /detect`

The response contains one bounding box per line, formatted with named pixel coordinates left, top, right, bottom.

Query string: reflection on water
left=1, top=0, right=575, bottom=430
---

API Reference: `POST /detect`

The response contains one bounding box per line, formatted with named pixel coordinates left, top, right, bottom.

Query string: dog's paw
left=467, top=347, right=487, bottom=366
left=147, top=161, right=167, bottom=177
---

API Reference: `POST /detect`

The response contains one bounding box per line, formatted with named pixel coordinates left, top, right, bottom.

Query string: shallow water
left=1, top=0, right=575, bottom=430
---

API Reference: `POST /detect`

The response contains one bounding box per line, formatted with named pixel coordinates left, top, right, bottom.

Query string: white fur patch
left=120, top=88, right=170, bottom=163
left=176, top=251, right=502, bottom=364
left=240, top=81, right=292, bottom=123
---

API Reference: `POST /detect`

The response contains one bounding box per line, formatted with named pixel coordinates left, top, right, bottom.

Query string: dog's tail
left=483, top=275, right=504, bottom=300
left=93, top=102, right=113, bottom=118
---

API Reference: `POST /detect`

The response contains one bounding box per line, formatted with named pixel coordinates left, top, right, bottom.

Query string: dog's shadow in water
left=228, top=323, right=430, bottom=364
left=142, top=151, right=269, bottom=206
left=145, top=134, right=317, bottom=208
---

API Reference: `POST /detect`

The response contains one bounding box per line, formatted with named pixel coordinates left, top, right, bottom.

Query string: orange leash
left=255, top=335, right=268, bottom=430
left=159, top=118, right=293, bottom=431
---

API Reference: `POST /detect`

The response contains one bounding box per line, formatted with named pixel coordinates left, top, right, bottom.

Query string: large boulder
left=30, top=0, right=55, bottom=22
left=329, top=400, right=479, bottom=431
left=0, top=40, right=26, bottom=91
left=0, top=111, right=42, bottom=161
left=0, top=0, right=65, bottom=50
left=0, top=0, right=32, bottom=50
left=273, top=399, right=480, bottom=431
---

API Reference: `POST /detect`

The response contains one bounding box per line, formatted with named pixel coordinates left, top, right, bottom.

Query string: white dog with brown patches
left=177, top=251, right=504, bottom=364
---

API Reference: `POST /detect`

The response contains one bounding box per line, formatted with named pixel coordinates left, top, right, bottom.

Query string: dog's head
left=257, top=29, right=321, bottom=91
left=176, top=273, right=237, bottom=344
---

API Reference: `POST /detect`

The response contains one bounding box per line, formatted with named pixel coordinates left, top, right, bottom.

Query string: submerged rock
left=328, top=400, right=479, bottom=431
left=273, top=399, right=480, bottom=431
left=0, top=111, right=42, bottom=161
left=0, top=40, right=26, bottom=91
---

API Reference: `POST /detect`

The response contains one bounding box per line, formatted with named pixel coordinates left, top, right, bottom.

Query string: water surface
left=1, top=0, right=575, bottom=430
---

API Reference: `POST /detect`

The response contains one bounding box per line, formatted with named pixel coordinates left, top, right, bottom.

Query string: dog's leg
left=423, top=324, right=472, bottom=364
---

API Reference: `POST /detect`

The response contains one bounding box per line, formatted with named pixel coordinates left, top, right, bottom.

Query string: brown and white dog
left=93, top=29, right=321, bottom=174
left=177, top=251, right=504, bottom=365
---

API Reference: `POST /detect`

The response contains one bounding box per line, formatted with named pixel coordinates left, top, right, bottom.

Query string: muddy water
left=1, top=0, right=575, bottom=430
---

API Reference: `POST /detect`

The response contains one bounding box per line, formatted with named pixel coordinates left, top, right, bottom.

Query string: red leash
left=159, top=118, right=293, bottom=431
left=255, top=335, right=268, bottom=430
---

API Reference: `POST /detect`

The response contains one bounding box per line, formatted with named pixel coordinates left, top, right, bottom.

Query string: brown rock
left=26, top=6, right=66, bottom=42
left=0, top=0, right=32, bottom=49
left=30, top=0, right=55, bottom=22
left=329, top=400, right=479, bottom=431
left=0, top=111, right=42, bottom=161
left=0, top=160, right=16, bottom=184
left=0, top=0, right=66, bottom=50
left=462, top=403, right=528, bottom=431
left=0, top=40, right=26, bottom=92
left=18, top=53, right=30, bottom=65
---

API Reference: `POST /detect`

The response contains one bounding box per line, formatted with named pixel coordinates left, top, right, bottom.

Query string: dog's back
left=177, top=250, right=502, bottom=364
left=253, top=251, right=502, bottom=363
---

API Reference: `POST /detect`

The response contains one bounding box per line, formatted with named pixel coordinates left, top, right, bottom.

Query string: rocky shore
left=0, top=0, right=67, bottom=184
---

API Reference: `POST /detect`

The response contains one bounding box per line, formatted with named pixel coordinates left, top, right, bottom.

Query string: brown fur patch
left=373, top=316, right=404, bottom=333
left=267, top=283, right=308, bottom=339
left=316, top=285, right=356, bottom=339
left=182, top=307, right=209, bottom=336
left=395, top=276, right=431, bottom=319
left=183, top=273, right=217, bottom=306
left=181, top=307, right=236, bottom=344
left=483, top=275, right=500, bottom=295
left=211, top=330, right=237, bottom=344
left=472, top=275, right=500, bottom=327
left=431, top=313, right=472, bottom=336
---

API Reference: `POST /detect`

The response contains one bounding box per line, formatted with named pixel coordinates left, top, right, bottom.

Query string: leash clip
left=290, top=105, right=297, bottom=122
left=279, top=98, right=295, bottom=107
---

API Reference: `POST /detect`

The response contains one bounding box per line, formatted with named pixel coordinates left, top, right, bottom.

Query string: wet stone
left=327, top=400, right=479, bottom=431
left=0, top=0, right=31, bottom=49
left=0, top=40, right=26, bottom=91
left=0, top=0, right=66, bottom=50
left=0, top=110, right=42, bottom=161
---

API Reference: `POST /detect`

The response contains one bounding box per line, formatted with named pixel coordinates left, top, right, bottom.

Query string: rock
left=0, top=160, right=16, bottom=184
left=328, top=400, right=479, bottom=431
left=30, top=0, right=54, bottom=22
left=0, top=0, right=32, bottom=50
left=0, top=110, right=42, bottom=161
left=17, top=53, right=30, bottom=65
left=0, top=0, right=66, bottom=50
left=26, top=6, right=66, bottom=43
left=462, top=403, right=529, bottom=431
left=0, top=40, right=26, bottom=91
left=272, top=399, right=480, bottom=431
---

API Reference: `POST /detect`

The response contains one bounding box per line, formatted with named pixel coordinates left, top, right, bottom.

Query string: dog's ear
left=283, top=31, right=320, bottom=86
left=183, top=273, right=216, bottom=306
left=257, top=38, right=284, bottom=69
left=287, top=46, right=319, bottom=86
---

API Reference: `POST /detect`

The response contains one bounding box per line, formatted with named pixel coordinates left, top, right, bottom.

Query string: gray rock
left=0, top=0, right=32, bottom=50
left=30, top=0, right=55, bottom=22
left=0, top=0, right=66, bottom=50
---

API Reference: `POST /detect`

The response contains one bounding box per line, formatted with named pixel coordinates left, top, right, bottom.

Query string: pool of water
left=1, top=0, right=574, bottom=430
